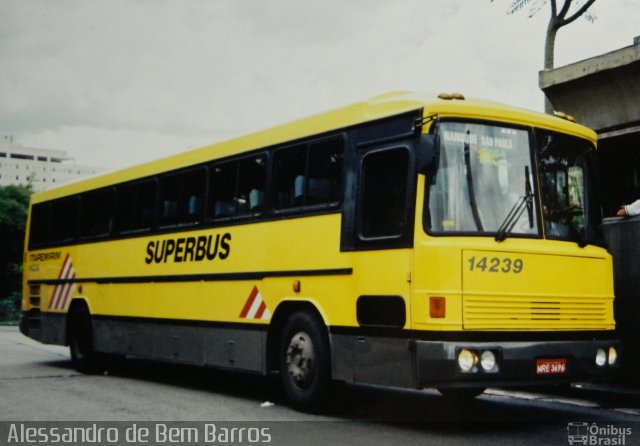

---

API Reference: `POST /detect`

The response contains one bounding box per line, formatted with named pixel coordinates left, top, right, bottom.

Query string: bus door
left=341, top=136, right=417, bottom=387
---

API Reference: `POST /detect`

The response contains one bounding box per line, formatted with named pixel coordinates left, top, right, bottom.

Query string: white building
left=0, top=134, right=104, bottom=191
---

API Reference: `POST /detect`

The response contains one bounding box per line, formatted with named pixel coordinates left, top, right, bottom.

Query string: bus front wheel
left=279, top=311, right=331, bottom=412
left=68, top=305, right=101, bottom=374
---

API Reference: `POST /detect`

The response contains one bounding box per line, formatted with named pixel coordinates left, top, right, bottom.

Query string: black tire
left=68, top=305, right=101, bottom=374
left=279, top=311, right=331, bottom=412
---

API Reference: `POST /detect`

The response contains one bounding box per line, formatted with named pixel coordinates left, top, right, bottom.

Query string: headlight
left=457, top=349, right=477, bottom=372
left=595, top=348, right=607, bottom=367
left=480, top=350, right=497, bottom=372
left=608, top=347, right=618, bottom=366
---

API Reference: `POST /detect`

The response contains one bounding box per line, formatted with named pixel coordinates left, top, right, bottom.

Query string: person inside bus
left=617, top=199, right=640, bottom=217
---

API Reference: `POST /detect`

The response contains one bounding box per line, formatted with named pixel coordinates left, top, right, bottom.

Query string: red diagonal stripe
left=57, top=271, right=76, bottom=310
left=49, top=254, right=71, bottom=309
left=239, top=286, right=259, bottom=318
left=58, top=254, right=70, bottom=279
left=254, top=301, right=267, bottom=319
left=49, top=284, right=61, bottom=310
left=52, top=258, right=73, bottom=309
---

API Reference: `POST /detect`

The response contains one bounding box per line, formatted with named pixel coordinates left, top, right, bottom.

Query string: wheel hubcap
left=285, top=332, right=315, bottom=387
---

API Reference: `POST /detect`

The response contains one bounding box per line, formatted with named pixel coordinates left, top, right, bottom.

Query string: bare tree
left=495, top=0, right=597, bottom=112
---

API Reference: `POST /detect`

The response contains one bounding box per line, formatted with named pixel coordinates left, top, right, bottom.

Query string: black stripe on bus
left=28, top=267, right=353, bottom=286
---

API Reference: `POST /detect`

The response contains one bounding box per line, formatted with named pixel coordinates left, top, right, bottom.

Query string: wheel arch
left=266, top=300, right=329, bottom=374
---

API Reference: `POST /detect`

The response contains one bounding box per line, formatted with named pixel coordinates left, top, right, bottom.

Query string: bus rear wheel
left=279, top=311, right=331, bottom=412
left=68, top=305, right=101, bottom=374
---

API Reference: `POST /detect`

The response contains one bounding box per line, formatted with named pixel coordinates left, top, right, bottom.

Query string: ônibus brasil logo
left=567, top=422, right=632, bottom=445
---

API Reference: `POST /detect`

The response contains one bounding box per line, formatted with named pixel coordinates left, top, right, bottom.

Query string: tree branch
left=557, top=0, right=571, bottom=19
left=558, top=0, right=597, bottom=27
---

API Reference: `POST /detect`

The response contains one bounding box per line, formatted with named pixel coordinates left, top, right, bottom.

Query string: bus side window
left=274, top=138, right=343, bottom=210
left=115, top=180, right=156, bottom=233
left=182, top=169, right=205, bottom=221
left=160, top=174, right=181, bottom=226
left=209, top=161, right=237, bottom=220
left=274, top=144, right=306, bottom=209
left=237, top=154, right=267, bottom=216
left=80, top=188, right=114, bottom=238
left=50, top=197, right=80, bottom=243
left=159, top=168, right=205, bottom=227
left=359, top=147, right=409, bottom=238
left=29, top=202, right=51, bottom=248
left=307, top=138, right=343, bottom=205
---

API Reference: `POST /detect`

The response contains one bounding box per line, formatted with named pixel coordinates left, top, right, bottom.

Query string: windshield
left=537, top=130, right=601, bottom=244
left=426, top=121, right=602, bottom=245
left=427, top=122, right=538, bottom=236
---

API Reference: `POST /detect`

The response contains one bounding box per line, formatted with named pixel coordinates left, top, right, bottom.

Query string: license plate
left=535, top=358, right=567, bottom=375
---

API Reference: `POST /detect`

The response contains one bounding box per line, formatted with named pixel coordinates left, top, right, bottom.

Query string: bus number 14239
left=468, top=256, right=523, bottom=274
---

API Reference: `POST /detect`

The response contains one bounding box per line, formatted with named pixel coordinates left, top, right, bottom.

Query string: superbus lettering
left=145, top=233, right=231, bottom=264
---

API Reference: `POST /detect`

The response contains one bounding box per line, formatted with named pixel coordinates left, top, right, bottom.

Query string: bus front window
left=537, top=131, right=601, bottom=245
left=427, top=121, right=538, bottom=237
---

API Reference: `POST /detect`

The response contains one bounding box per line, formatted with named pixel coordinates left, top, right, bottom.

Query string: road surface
left=1, top=326, right=639, bottom=445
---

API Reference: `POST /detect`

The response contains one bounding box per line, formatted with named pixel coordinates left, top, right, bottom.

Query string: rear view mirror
left=416, top=133, right=440, bottom=175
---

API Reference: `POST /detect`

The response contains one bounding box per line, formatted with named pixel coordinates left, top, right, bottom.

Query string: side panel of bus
left=22, top=110, right=424, bottom=383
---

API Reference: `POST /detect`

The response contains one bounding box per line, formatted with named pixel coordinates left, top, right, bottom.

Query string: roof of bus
left=32, top=91, right=597, bottom=203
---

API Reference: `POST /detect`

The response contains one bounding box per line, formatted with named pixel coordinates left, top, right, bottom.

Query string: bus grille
left=462, top=295, right=612, bottom=330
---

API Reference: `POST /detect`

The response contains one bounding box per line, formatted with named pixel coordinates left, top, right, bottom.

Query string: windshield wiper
left=464, top=131, right=484, bottom=232
left=495, top=166, right=534, bottom=242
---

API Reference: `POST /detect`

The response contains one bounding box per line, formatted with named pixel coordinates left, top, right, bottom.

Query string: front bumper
left=413, top=337, right=620, bottom=388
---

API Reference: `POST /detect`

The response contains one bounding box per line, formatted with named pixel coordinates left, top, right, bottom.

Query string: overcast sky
left=1, top=0, right=638, bottom=170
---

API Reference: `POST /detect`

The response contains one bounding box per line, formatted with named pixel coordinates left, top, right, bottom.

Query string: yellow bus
left=20, top=92, right=619, bottom=411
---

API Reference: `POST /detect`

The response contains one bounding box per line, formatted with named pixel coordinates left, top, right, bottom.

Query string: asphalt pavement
left=2, top=325, right=640, bottom=445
